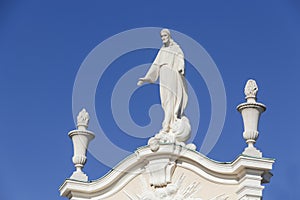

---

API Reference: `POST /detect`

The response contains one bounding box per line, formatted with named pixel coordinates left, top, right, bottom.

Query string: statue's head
left=160, top=28, right=171, bottom=46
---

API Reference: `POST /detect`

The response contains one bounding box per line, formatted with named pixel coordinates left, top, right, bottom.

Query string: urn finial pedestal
left=68, top=109, right=95, bottom=181
left=237, top=80, right=266, bottom=158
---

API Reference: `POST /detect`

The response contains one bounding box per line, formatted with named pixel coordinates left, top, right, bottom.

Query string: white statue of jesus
left=137, top=29, right=189, bottom=139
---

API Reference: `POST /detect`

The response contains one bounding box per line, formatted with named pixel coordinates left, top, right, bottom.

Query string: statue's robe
left=143, top=43, right=188, bottom=132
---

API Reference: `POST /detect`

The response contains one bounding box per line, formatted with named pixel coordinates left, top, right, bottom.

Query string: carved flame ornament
left=76, top=108, right=90, bottom=128
left=244, top=79, right=258, bottom=100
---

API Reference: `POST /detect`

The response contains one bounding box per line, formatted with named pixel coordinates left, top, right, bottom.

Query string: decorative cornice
left=59, top=144, right=274, bottom=199
left=236, top=102, right=266, bottom=112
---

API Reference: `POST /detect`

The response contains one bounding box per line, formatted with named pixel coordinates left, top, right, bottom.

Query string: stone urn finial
left=68, top=108, right=95, bottom=181
left=237, top=79, right=266, bottom=157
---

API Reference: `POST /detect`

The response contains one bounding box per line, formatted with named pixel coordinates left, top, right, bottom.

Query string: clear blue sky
left=0, top=1, right=299, bottom=199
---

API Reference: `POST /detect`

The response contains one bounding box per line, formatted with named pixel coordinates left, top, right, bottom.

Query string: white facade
left=59, top=80, right=274, bottom=200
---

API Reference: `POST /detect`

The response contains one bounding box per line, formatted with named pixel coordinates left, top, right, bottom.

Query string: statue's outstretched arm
left=137, top=77, right=152, bottom=86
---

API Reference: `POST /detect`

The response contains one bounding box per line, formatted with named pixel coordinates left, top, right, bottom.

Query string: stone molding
left=59, top=144, right=274, bottom=200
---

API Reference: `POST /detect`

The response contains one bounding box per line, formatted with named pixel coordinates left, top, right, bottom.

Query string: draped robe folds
left=143, top=43, right=188, bottom=132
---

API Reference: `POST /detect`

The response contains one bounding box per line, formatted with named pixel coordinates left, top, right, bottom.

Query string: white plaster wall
left=104, top=166, right=238, bottom=200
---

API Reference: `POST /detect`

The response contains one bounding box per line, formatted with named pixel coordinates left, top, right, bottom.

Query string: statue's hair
left=161, top=28, right=171, bottom=36
left=160, top=28, right=177, bottom=46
